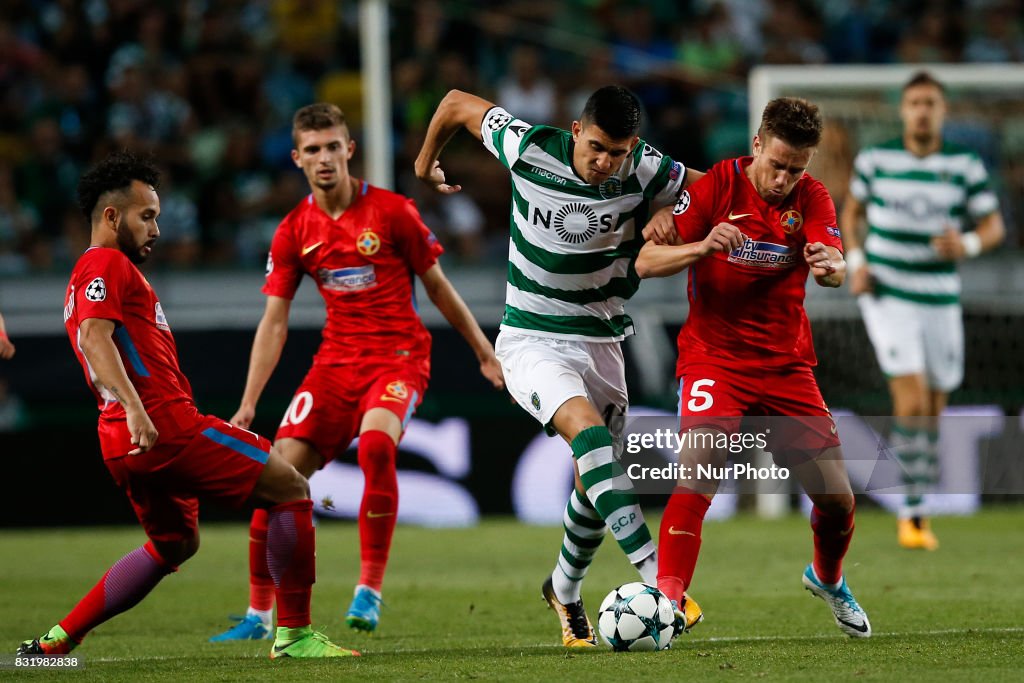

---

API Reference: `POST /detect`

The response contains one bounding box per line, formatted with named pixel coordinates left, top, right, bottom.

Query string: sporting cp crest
left=781, top=210, right=803, bottom=234
left=356, top=230, right=381, bottom=256
left=599, top=176, right=622, bottom=199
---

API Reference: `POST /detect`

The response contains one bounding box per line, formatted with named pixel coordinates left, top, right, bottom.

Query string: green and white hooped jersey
left=849, top=138, right=999, bottom=305
left=480, top=106, right=686, bottom=342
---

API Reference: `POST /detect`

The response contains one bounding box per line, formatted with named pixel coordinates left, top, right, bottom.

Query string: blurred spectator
left=14, top=117, right=79, bottom=268
left=0, top=163, right=35, bottom=275
left=675, top=3, right=746, bottom=81
left=150, top=166, right=201, bottom=269
left=964, top=2, right=1024, bottom=62
left=0, top=0, right=1021, bottom=273
left=496, top=45, right=557, bottom=125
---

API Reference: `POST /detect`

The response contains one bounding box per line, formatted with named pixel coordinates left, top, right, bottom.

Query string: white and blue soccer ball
left=597, top=582, right=675, bottom=652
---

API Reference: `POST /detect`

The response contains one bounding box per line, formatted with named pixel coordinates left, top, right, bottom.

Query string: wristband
left=0, top=330, right=7, bottom=341
left=961, top=231, right=982, bottom=258
left=844, top=247, right=866, bottom=273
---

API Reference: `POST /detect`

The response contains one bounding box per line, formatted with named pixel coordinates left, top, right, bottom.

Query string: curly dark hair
left=77, top=150, right=160, bottom=221
left=581, top=85, right=642, bottom=139
left=758, top=97, right=822, bottom=150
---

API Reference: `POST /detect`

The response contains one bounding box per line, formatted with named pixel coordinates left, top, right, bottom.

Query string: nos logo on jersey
left=533, top=204, right=618, bottom=243
left=554, top=203, right=599, bottom=244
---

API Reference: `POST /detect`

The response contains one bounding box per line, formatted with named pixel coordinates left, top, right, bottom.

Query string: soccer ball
left=597, top=582, right=675, bottom=652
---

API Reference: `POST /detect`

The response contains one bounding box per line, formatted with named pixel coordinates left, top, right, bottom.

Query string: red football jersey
left=64, top=247, right=194, bottom=431
left=672, top=157, right=842, bottom=373
left=263, top=181, right=443, bottom=370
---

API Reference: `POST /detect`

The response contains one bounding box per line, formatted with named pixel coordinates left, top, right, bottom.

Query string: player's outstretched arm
left=636, top=222, right=745, bottom=278
left=414, top=90, right=497, bottom=195
left=839, top=195, right=872, bottom=295
left=232, top=296, right=292, bottom=428
left=0, top=311, right=14, bottom=359
left=78, top=317, right=157, bottom=454
left=805, top=242, right=845, bottom=288
left=419, top=263, right=504, bottom=391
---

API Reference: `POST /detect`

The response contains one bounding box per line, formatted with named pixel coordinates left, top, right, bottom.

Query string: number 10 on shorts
left=281, top=391, right=314, bottom=426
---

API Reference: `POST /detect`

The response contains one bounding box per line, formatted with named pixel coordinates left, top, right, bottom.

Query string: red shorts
left=275, top=359, right=427, bottom=464
left=677, top=362, right=840, bottom=457
left=100, top=403, right=270, bottom=543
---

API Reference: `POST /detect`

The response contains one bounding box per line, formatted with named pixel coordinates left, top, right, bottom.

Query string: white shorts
left=858, top=294, right=964, bottom=392
left=495, top=331, right=628, bottom=438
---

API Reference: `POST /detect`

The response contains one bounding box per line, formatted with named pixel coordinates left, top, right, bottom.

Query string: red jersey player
left=210, top=103, right=503, bottom=641
left=636, top=98, right=871, bottom=639
left=19, top=151, right=357, bottom=660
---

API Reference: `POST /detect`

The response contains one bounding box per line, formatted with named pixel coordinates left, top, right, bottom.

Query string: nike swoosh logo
left=367, top=511, right=394, bottom=518
left=727, top=212, right=753, bottom=220
left=837, top=617, right=869, bottom=633
left=668, top=527, right=695, bottom=536
left=301, top=241, right=324, bottom=256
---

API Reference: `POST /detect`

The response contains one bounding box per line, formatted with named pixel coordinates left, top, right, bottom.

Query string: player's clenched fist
left=700, top=223, right=746, bottom=256
left=804, top=241, right=835, bottom=275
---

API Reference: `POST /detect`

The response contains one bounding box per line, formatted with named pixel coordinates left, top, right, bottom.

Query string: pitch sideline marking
left=90, top=626, right=1024, bottom=661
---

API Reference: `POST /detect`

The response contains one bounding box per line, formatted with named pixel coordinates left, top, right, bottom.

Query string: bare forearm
left=428, top=282, right=492, bottom=361
left=239, top=316, right=288, bottom=409
left=976, top=212, right=1006, bottom=252
left=839, top=197, right=866, bottom=251
left=636, top=242, right=707, bottom=279
left=79, top=326, right=145, bottom=412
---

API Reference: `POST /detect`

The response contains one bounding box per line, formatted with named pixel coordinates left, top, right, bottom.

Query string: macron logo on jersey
left=318, top=265, right=377, bottom=292
left=728, top=239, right=797, bottom=269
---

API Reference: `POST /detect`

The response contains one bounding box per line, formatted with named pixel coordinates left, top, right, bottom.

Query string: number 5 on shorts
left=686, top=379, right=715, bottom=412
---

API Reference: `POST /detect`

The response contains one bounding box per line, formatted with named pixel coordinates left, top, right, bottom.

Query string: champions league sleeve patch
left=673, top=190, right=691, bottom=215
left=484, top=109, right=512, bottom=132
left=826, top=226, right=841, bottom=239
left=85, top=277, right=107, bottom=302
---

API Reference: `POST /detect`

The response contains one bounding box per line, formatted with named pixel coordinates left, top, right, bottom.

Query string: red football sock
left=266, top=500, right=315, bottom=628
left=357, top=430, right=398, bottom=591
left=249, top=508, right=274, bottom=612
left=60, top=541, right=174, bottom=642
left=657, top=488, right=710, bottom=605
left=810, top=504, right=855, bottom=585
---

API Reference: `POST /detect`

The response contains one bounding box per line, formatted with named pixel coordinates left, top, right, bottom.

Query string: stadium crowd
left=1, top=0, right=1021, bottom=273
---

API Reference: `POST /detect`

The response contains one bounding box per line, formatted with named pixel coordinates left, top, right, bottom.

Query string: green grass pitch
left=3, top=507, right=1022, bottom=681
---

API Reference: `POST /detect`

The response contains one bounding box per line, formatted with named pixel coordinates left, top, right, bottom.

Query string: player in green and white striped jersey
left=416, top=86, right=703, bottom=646
left=840, top=71, right=1005, bottom=550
